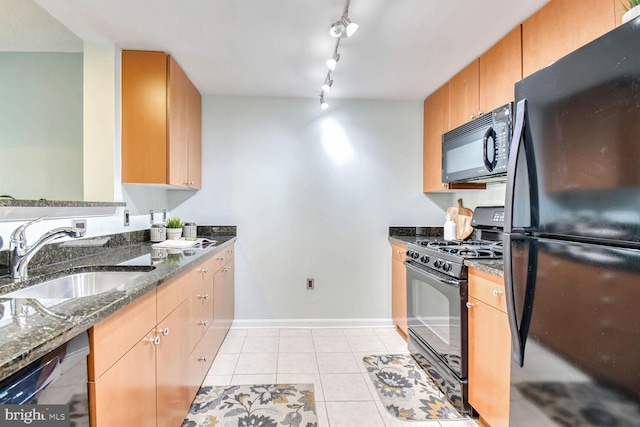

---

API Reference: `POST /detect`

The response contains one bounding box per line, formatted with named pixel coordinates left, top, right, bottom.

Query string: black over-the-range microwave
left=441, top=103, right=512, bottom=183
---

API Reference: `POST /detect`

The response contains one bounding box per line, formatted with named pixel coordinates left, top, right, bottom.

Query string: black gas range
left=405, top=206, right=504, bottom=415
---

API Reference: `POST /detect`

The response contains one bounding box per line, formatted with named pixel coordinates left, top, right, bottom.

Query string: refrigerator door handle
left=504, top=99, right=527, bottom=234
left=504, top=236, right=538, bottom=367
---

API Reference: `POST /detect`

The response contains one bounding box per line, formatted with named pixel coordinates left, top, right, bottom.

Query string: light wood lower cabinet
left=156, top=301, right=191, bottom=427
left=89, top=245, right=235, bottom=427
left=391, top=242, right=407, bottom=338
left=467, top=269, right=510, bottom=427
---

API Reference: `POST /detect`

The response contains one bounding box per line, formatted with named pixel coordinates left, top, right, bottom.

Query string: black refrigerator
left=504, top=18, right=640, bottom=427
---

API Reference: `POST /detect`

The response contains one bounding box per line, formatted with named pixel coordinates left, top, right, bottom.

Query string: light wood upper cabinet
left=448, top=60, right=479, bottom=130
left=122, top=50, right=202, bottom=189
left=479, top=27, right=522, bottom=113
left=522, top=0, right=616, bottom=77
left=391, top=242, right=407, bottom=338
left=467, top=269, right=510, bottom=427
left=423, top=84, right=486, bottom=193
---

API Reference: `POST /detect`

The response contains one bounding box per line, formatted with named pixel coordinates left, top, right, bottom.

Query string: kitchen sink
left=2, top=268, right=153, bottom=299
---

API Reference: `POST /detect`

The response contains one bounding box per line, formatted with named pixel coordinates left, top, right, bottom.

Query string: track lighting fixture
left=320, top=94, right=329, bottom=110
left=319, top=0, right=358, bottom=110
left=322, top=73, right=333, bottom=94
left=326, top=39, right=341, bottom=71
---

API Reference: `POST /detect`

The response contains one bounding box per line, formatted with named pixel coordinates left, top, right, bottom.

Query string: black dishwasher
left=0, top=331, right=90, bottom=426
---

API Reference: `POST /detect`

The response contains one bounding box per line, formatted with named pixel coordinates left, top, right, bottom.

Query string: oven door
left=405, top=260, right=467, bottom=379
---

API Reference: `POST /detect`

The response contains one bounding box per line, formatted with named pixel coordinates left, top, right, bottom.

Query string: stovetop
left=414, top=239, right=503, bottom=259
left=406, top=239, right=503, bottom=279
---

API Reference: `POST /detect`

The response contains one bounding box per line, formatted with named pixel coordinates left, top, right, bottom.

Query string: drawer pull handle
left=198, top=294, right=210, bottom=300
left=199, top=267, right=209, bottom=274
left=145, top=336, right=161, bottom=346
left=198, top=356, right=209, bottom=362
left=216, top=256, right=225, bottom=261
left=199, top=320, right=209, bottom=327
left=466, top=302, right=474, bottom=309
left=492, top=289, right=504, bottom=297
left=157, top=327, right=169, bottom=336
left=227, top=249, right=233, bottom=253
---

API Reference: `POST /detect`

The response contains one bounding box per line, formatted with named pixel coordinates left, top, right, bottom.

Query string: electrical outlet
left=306, top=278, right=314, bottom=290
left=162, top=209, right=167, bottom=222
left=72, top=219, right=87, bottom=232
left=123, top=209, right=130, bottom=226
left=149, top=209, right=154, bottom=224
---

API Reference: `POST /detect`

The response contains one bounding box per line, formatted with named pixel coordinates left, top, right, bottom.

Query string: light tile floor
left=203, top=327, right=480, bottom=427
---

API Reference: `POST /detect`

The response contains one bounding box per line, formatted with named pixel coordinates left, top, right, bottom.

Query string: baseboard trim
left=231, top=318, right=395, bottom=329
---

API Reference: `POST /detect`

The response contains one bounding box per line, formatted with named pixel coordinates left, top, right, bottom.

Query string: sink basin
left=3, top=271, right=146, bottom=299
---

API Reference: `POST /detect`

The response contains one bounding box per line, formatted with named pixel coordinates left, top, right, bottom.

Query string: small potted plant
left=165, top=217, right=184, bottom=240
left=622, top=0, right=640, bottom=24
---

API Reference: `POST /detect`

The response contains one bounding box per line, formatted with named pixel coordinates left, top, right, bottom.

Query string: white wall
left=168, top=96, right=445, bottom=325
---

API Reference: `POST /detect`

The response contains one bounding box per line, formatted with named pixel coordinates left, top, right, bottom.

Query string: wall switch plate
left=123, top=209, right=130, bottom=226
left=306, top=278, right=314, bottom=290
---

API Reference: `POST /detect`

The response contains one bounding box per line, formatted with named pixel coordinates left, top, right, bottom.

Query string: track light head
left=342, top=17, right=358, bottom=37
left=322, top=74, right=333, bottom=94
left=320, top=94, right=329, bottom=110
left=329, top=20, right=346, bottom=37
left=326, top=53, right=340, bottom=71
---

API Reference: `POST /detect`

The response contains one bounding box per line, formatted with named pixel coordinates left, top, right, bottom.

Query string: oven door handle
left=404, top=261, right=460, bottom=287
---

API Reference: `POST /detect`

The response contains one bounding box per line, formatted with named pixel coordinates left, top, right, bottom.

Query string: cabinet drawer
left=468, top=268, right=506, bottom=313
left=157, top=272, right=189, bottom=322
left=188, top=298, right=214, bottom=352
left=391, top=242, right=407, bottom=262
left=210, top=248, right=232, bottom=271
left=89, top=290, right=156, bottom=380
left=189, top=258, right=214, bottom=322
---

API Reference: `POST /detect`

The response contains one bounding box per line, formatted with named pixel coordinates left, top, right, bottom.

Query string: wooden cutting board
left=456, top=198, right=474, bottom=240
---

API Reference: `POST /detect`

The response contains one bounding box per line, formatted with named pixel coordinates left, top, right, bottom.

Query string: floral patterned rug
left=182, top=383, right=317, bottom=427
left=363, top=354, right=464, bottom=421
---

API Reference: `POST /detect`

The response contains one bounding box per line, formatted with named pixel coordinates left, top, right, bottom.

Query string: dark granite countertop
left=464, top=259, right=504, bottom=278
left=0, top=235, right=236, bottom=382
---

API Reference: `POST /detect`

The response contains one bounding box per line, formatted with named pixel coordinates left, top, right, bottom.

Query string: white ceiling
left=29, top=0, right=549, bottom=101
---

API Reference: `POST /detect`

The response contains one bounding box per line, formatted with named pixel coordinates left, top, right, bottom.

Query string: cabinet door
left=222, top=258, right=235, bottom=331
left=391, top=243, right=407, bottom=338
left=522, top=0, right=616, bottom=77
left=468, top=296, right=510, bottom=427
left=167, top=55, right=191, bottom=188
left=479, top=26, right=522, bottom=113
left=187, top=79, right=202, bottom=189
left=422, top=84, right=449, bottom=192
left=121, top=50, right=168, bottom=184
left=448, top=59, right=479, bottom=130
left=89, top=331, right=157, bottom=427
left=156, top=300, right=192, bottom=427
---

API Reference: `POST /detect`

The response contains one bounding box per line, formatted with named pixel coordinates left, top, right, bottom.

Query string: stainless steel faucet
left=10, top=216, right=86, bottom=280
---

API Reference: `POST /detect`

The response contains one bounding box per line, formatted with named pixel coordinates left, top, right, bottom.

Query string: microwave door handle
left=483, top=127, right=497, bottom=172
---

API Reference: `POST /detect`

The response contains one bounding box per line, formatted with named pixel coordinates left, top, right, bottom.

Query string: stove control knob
left=408, top=250, right=419, bottom=260
left=419, top=255, right=430, bottom=263
left=442, top=262, right=452, bottom=272
left=434, top=259, right=443, bottom=268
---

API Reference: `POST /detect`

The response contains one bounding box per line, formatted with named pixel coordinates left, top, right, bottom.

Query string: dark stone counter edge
left=0, top=199, right=126, bottom=207
left=0, top=237, right=236, bottom=382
